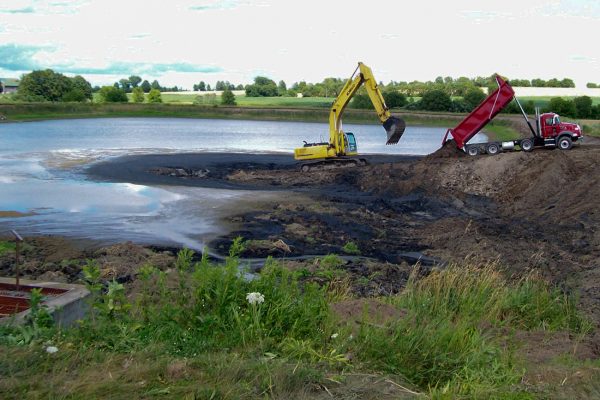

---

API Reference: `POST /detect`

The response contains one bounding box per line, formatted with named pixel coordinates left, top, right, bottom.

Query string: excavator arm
left=329, top=62, right=405, bottom=154
left=294, top=62, right=405, bottom=162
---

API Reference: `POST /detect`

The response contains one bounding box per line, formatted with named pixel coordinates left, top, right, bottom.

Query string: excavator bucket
left=383, top=116, right=406, bottom=145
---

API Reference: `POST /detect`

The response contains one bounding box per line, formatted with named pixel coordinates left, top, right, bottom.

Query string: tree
left=197, top=81, right=206, bottom=91
left=141, top=80, right=151, bottom=93
left=62, top=88, right=87, bottom=102
left=17, top=69, right=93, bottom=102
left=206, top=84, right=211, bottom=91
left=18, top=69, right=72, bottom=101
left=221, top=88, right=236, bottom=105
left=98, top=86, right=128, bottom=102
left=128, top=75, right=142, bottom=88
left=236, top=84, right=244, bottom=90
left=587, top=83, right=598, bottom=88
left=350, top=93, right=373, bottom=109
left=548, top=97, right=576, bottom=117
left=531, top=78, right=546, bottom=87
left=574, top=96, right=593, bottom=118
left=420, top=89, right=452, bottom=111
left=560, top=78, right=575, bottom=88
left=148, top=88, right=162, bottom=103
left=70, top=75, right=93, bottom=100
left=119, top=78, right=131, bottom=93
left=463, top=87, right=486, bottom=111
left=383, top=91, right=407, bottom=108
left=150, top=80, right=161, bottom=90
left=245, top=76, right=278, bottom=97
left=278, top=80, right=287, bottom=95
left=132, top=87, right=145, bottom=103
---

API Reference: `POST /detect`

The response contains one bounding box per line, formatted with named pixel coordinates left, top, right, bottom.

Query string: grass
left=484, top=123, right=521, bottom=141
left=0, top=240, right=16, bottom=256
left=0, top=239, right=594, bottom=399
left=581, top=120, right=600, bottom=137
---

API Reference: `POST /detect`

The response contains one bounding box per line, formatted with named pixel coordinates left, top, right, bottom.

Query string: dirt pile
left=0, top=238, right=175, bottom=283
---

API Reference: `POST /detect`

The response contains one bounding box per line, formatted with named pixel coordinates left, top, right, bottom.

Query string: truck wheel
left=521, top=138, right=534, bottom=152
left=301, top=164, right=311, bottom=172
left=467, top=146, right=479, bottom=156
left=486, top=143, right=500, bottom=155
left=557, top=136, right=572, bottom=150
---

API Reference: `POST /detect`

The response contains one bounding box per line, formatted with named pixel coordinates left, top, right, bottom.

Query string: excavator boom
left=294, top=62, right=405, bottom=163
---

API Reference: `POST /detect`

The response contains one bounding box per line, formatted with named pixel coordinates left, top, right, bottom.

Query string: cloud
left=0, top=6, right=35, bottom=13
left=60, top=62, right=223, bottom=75
left=189, top=0, right=240, bottom=11
left=0, top=44, right=46, bottom=71
left=0, top=44, right=222, bottom=76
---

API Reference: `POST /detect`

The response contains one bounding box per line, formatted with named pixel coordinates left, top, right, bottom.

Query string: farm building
left=0, top=78, right=20, bottom=94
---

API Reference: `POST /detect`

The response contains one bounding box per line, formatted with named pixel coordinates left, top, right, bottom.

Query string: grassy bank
left=0, top=102, right=464, bottom=126
left=1, top=242, right=596, bottom=399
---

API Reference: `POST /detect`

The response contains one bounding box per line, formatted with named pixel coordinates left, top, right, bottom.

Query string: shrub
left=574, top=95, right=593, bottom=118
left=382, top=90, right=407, bottom=108
left=147, top=88, right=162, bottom=103
left=98, top=86, right=128, bottom=103
left=420, top=89, right=452, bottom=111
left=463, top=87, right=486, bottom=111
left=221, top=88, right=236, bottom=105
left=131, top=87, right=145, bottom=103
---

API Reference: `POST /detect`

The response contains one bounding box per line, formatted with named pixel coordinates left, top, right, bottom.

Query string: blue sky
left=0, top=0, right=598, bottom=89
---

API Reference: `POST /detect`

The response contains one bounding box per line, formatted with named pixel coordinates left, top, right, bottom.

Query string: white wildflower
left=246, top=292, right=265, bottom=305
left=45, top=346, right=59, bottom=354
left=330, top=333, right=339, bottom=339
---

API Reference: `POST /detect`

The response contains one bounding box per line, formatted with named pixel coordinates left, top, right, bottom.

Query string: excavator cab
left=345, top=133, right=358, bottom=154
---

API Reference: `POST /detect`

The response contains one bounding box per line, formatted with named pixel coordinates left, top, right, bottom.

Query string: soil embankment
left=83, top=142, right=600, bottom=324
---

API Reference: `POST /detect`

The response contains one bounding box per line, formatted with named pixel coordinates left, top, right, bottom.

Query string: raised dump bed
left=0, top=278, right=90, bottom=327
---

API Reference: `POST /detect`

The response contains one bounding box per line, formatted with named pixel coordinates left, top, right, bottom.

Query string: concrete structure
left=0, top=78, right=20, bottom=94
left=0, top=277, right=90, bottom=328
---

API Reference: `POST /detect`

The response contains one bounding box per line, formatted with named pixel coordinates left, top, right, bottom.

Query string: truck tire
left=557, top=136, right=572, bottom=150
left=521, top=138, right=534, bottom=152
left=486, top=143, right=500, bottom=155
left=467, top=145, right=479, bottom=156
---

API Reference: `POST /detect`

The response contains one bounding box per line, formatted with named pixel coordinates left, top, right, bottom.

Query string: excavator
left=294, top=62, right=406, bottom=171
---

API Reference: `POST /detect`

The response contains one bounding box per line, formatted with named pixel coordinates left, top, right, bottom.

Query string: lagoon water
left=0, top=118, right=486, bottom=248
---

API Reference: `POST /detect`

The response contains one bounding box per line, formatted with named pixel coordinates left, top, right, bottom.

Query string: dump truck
left=294, top=62, right=405, bottom=171
left=443, top=75, right=583, bottom=155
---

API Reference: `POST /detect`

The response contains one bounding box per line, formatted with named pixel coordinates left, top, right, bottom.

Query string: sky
left=0, top=0, right=599, bottom=89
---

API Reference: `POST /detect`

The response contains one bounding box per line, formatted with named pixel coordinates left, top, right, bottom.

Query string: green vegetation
left=17, top=69, right=92, bottom=102
left=98, top=86, right=128, bottom=103
left=342, top=241, right=360, bottom=255
left=147, top=88, right=162, bottom=103
left=582, top=121, right=600, bottom=137
left=1, top=240, right=594, bottom=398
left=131, top=87, right=145, bottom=103
left=245, top=76, right=279, bottom=97
left=221, top=88, right=236, bottom=105
left=0, top=240, right=16, bottom=256
left=419, top=89, right=453, bottom=112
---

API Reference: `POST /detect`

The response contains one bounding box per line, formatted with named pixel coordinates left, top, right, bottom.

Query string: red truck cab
left=538, top=112, right=582, bottom=149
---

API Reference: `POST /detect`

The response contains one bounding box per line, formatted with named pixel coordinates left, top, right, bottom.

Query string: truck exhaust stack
left=384, top=116, right=406, bottom=145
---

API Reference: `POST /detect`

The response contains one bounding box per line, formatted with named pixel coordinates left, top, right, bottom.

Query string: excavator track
left=298, top=157, right=368, bottom=173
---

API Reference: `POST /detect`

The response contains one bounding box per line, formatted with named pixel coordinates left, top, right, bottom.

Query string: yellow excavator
left=294, top=62, right=405, bottom=171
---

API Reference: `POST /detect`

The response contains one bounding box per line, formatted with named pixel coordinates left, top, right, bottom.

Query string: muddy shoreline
left=3, top=144, right=600, bottom=327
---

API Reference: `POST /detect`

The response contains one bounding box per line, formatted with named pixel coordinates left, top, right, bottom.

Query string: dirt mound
left=425, top=139, right=466, bottom=159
